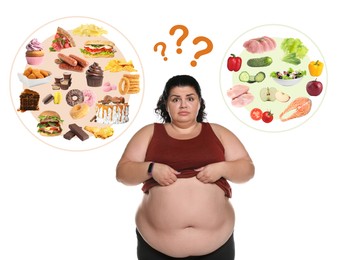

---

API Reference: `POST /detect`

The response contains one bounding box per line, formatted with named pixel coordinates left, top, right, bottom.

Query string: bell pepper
left=308, top=60, right=324, bottom=77
left=227, top=54, right=242, bottom=72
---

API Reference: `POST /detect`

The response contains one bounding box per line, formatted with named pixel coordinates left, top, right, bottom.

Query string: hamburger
left=80, top=40, right=116, bottom=58
left=37, top=110, right=63, bottom=136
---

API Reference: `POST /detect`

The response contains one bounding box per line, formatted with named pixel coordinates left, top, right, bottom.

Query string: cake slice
left=18, top=89, right=40, bottom=112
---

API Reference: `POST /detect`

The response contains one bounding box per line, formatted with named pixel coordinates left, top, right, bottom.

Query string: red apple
left=306, top=79, right=323, bottom=96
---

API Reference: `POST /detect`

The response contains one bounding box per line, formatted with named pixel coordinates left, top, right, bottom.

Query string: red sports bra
left=142, top=123, right=231, bottom=198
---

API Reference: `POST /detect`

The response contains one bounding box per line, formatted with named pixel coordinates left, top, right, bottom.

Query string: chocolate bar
left=63, top=130, right=76, bottom=140
left=68, top=123, right=89, bottom=141
left=42, top=94, right=53, bottom=104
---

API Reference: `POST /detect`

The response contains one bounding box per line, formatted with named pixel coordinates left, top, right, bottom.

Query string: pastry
left=18, top=89, right=40, bottom=112
left=86, top=62, right=103, bottom=87
left=95, top=95, right=129, bottom=124
left=25, top=38, right=44, bottom=65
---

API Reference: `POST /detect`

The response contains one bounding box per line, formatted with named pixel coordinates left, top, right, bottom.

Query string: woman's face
left=166, top=86, right=201, bottom=123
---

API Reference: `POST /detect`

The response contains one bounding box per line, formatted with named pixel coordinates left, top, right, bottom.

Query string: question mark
left=154, top=42, right=168, bottom=61
left=190, top=36, right=213, bottom=67
left=169, top=25, right=189, bottom=54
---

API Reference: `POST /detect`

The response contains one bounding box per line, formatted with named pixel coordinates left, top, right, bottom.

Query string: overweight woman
left=116, top=75, right=254, bottom=259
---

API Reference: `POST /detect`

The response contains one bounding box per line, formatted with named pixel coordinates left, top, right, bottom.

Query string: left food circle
left=10, top=17, right=143, bottom=151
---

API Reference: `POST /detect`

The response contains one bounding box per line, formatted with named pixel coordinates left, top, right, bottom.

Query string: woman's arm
left=196, top=123, right=255, bottom=184
left=116, top=124, right=154, bottom=185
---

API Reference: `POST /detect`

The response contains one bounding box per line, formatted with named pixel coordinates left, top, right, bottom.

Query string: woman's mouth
left=178, top=111, right=189, bottom=116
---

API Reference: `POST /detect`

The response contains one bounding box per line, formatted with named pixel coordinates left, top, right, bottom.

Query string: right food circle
left=220, top=25, right=327, bottom=132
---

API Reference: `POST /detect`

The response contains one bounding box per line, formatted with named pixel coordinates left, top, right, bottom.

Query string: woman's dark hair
left=155, top=75, right=207, bottom=123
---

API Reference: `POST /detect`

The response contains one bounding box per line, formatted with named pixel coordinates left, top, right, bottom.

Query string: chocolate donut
left=66, top=89, right=84, bottom=106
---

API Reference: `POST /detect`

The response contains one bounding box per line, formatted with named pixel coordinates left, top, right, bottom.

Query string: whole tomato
left=227, top=54, right=242, bottom=72
left=262, top=111, right=274, bottom=123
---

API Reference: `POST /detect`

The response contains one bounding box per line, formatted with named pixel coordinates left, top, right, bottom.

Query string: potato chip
left=72, top=24, right=108, bottom=37
left=105, top=59, right=137, bottom=72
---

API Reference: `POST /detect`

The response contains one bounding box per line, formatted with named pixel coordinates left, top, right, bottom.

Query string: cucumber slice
left=255, top=72, right=266, bottom=82
left=239, top=71, right=250, bottom=82
left=248, top=75, right=256, bottom=83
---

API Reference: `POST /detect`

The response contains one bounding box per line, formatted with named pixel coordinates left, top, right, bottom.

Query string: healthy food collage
left=11, top=17, right=143, bottom=151
left=220, top=25, right=326, bottom=132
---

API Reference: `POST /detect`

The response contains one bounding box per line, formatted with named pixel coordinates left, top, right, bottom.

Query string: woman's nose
left=180, top=100, right=187, bottom=108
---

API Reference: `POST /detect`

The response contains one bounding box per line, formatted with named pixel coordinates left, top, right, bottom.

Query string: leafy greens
left=281, top=38, right=309, bottom=65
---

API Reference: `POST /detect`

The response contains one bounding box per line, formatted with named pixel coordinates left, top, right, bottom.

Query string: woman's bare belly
left=136, top=177, right=235, bottom=257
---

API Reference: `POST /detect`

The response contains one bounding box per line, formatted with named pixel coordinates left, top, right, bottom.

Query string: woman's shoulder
left=127, top=123, right=156, bottom=146
left=207, top=122, right=236, bottom=138
left=206, top=122, right=227, bottom=131
left=137, top=123, right=155, bottom=134
left=135, top=123, right=165, bottom=136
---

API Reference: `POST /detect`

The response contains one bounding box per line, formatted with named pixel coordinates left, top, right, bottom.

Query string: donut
left=70, top=103, right=90, bottom=119
left=82, top=89, right=97, bottom=107
left=66, top=89, right=84, bottom=106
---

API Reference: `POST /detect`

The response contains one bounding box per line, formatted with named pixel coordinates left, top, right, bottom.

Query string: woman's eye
left=188, top=97, right=194, bottom=102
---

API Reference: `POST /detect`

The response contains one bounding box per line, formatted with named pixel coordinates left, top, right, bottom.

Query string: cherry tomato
left=250, top=108, right=262, bottom=121
left=262, top=111, right=274, bottom=123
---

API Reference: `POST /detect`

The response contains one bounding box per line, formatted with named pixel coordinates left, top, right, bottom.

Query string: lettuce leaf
left=281, top=38, right=309, bottom=60
left=282, top=53, right=301, bottom=65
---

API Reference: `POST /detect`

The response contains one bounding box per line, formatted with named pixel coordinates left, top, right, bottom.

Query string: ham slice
left=231, top=93, right=254, bottom=107
left=227, top=85, right=254, bottom=107
left=243, top=36, right=276, bottom=53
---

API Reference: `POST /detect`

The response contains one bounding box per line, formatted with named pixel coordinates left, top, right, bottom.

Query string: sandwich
left=49, top=27, right=76, bottom=52
left=37, top=110, right=63, bottom=136
left=80, top=40, right=116, bottom=58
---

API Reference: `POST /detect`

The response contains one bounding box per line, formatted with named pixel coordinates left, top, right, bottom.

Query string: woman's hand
left=195, top=163, right=223, bottom=183
left=195, top=159, right=254, bottom=184
left=152, top=163, right=180, bottom=186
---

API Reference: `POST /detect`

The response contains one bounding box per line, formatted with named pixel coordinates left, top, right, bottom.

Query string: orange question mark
left=154, top=42, right=168, bottom=61
left=190, top=36, right=213, bottom=67
left=169, top=25, right=189, bottom=54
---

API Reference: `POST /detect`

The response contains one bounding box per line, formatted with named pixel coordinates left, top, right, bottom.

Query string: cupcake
left=86, top=62, right=103, bottom=87
left=26, top=38, right=44, bottom=65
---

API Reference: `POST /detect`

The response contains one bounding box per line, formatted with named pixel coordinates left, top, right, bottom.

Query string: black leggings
left=136, top=229, right=235, bottom=260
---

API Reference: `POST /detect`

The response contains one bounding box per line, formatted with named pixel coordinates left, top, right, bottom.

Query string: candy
left=68, top=123, right=89, bottom=141
left=42, top=94, right=54, bottom=104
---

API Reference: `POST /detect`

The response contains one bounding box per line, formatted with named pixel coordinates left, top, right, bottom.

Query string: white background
left=1, top=1, right=345, bottom=259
